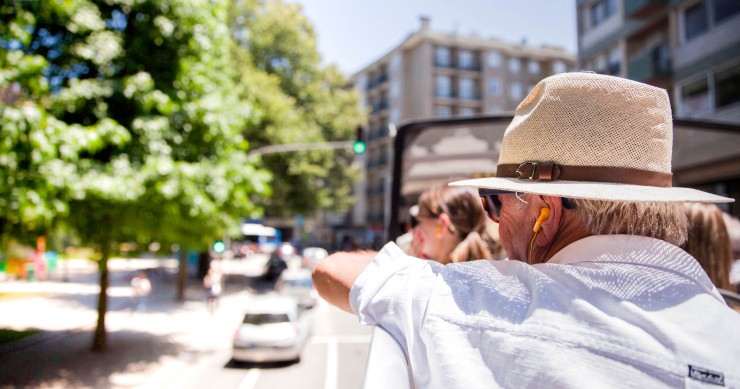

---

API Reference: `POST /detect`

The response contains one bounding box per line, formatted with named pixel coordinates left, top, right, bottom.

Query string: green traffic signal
left=213, top=240, right=226, bottom=253
left=353, top=140, right=367, bottom=154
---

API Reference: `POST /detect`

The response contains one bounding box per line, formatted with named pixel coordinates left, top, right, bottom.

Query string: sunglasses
left=479, top=189, right=576, bottom=223
left=478, top=189, right=507, bottom=223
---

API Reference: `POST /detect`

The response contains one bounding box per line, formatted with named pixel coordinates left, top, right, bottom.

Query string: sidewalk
left=0, top=261, right=256, bottom=389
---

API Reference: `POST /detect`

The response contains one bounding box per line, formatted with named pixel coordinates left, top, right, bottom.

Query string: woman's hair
left=568, top=198, right=688, bottom=247
left=681, top=203, right=733, bottom=290
left=417, top=186, right=503, bottom=263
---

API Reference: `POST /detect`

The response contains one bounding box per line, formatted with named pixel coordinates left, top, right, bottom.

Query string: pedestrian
left=130, top=271, right=151, bottom=312
left=203, top=265, right=222, bottom=314
left=313, top=72, right=739, bottom=388
left=682, top=203, right=734, bottom=290
left=411, top=185, right=503, bottom=263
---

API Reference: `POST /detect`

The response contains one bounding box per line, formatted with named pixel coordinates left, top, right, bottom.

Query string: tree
left=1, top=0, right=269, bottom=350
left=230, top=0, right=367, bottom=218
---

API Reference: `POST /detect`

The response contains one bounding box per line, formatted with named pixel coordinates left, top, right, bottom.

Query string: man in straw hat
left=313, top=72, right=740, bottom=388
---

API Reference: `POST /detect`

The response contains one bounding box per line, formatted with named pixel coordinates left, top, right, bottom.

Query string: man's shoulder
left=548, top=235, right=691, bottom=266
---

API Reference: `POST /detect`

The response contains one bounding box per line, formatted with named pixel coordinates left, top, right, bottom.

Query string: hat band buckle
left=498, top=161, right=673, bottom=187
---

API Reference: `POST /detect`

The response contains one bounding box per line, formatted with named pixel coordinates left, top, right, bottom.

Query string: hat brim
left=449, top=177, right=734, bottom=203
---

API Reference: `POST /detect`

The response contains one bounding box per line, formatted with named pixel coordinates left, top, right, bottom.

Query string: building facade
left=349, top=18, right=576, bottom=244
left=577, top=0, right=740, bottom=214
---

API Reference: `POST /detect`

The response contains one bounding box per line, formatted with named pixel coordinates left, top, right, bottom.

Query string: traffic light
left=212, top=240, right=226, bottom=253
left=353, top=126, right=366, bottom=155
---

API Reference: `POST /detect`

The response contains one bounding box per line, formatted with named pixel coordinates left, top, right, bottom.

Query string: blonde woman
left=412, top=185, right=503, bottom=263
left=682, top=203, right=733, bottom=290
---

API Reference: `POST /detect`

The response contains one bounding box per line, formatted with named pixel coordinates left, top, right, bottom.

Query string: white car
left=232, top=296, right=311, bottom=363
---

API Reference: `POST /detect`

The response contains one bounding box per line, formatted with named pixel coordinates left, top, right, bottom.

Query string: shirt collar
left=548, top=235, right=687, bottom=266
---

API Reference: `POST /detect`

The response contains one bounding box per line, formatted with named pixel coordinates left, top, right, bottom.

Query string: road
left=0, top=255, right=374, bottom=389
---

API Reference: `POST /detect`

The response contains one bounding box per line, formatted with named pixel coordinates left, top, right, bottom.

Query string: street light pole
left=246, top=141, right=356, bottom=158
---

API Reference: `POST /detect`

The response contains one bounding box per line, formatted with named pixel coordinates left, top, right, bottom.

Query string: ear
left=535, top=195, right=563, bottom=246
left=438, top=213, right=455, bottom=234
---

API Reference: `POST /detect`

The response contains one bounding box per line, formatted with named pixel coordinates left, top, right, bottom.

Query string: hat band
left=497, top=162, right=673, bottom=188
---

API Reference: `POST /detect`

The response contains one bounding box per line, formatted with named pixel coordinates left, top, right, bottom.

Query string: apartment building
left=578, top=0, right=740, bottom=120
left=577, top=0, right=740, bottom=214
left=348, top=18, right=576, bottom=242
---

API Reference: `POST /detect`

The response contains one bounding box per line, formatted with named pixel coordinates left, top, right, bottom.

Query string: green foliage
left=0, top=0, right=270, bottom=251
left=231, top=0, right=366, bottom=217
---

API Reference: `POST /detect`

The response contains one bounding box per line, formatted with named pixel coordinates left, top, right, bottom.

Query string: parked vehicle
left=232, top=296, right=311, bottom=363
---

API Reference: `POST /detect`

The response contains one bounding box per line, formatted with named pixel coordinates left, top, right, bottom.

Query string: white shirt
left=350, top=235, right=740, bottom=389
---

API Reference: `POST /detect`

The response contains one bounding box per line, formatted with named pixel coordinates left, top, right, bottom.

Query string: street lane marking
left=325, top=337, right=338, bottom=389
left=237, top=368, right=260, bottom=389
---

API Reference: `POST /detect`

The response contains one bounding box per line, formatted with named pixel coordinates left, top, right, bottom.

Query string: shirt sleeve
left=349, top=242, right=442, bottom=349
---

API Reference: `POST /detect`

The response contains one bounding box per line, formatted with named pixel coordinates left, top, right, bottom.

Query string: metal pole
left=246, top=141, right=355, bottom=158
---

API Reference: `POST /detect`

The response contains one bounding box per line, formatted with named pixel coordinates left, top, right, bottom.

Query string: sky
left=287, top=0, right=578, bottom=75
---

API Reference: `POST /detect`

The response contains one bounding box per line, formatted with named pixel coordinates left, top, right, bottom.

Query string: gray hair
left=569, top=199, right=688, bottom=247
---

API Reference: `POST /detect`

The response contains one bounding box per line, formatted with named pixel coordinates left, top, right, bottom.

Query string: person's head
left=452, top=72, right=733, bottom=264
left=413, top=185, right=501, bottom=264
left=682, top=203, right=733, bottom=290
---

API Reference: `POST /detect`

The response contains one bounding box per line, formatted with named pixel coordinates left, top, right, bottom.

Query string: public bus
left=232, top=222, right=282, bottom=258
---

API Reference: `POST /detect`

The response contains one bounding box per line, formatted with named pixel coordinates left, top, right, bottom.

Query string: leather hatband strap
left=496, top=162, right=673, bottom=188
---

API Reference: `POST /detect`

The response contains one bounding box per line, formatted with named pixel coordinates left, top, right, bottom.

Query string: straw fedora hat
left=450, top=72, right=733, bottom=203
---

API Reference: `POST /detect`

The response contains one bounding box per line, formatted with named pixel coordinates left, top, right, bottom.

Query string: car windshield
left=242, top=313, right=291, bottom=325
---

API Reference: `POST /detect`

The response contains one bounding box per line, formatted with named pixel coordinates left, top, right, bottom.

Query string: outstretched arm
left=312, top=251, right=377, bottom=313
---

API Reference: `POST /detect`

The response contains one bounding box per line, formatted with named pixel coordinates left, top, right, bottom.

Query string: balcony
left=458, top=62, right=482, bottom=72
left=366, top=73, right=389, bottom=91
left=371, top=99, right=389, bottom=114
left=627, top=44, right=672, bottom=83
left=625, top=0, right=669, bottom=19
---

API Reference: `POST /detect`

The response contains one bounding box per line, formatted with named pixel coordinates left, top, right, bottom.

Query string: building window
left=435, top=75, right=452, bottom=98
left=488, top=106, right=503, bottom=114
left=488, top=78, right=502, bottom=96
left=682, top=0, right=740, bottom=42
left=487, top=51, right=501, bottom=68
left=459, top=50, right=475, bottom=70
left=528, top=60, right=540, bottom=74
left=508, top=58, right=520, bottom=73
left=459, top=78, right=476, bottom=100
left=715, top=64, right=740, bottom=108
left=553, top=60, right=566, bottom=73
left=713, top=0, right=740, bottom=23
left=459, top=107, right=476, bottom=117
left=435, top=47, right=451, bottom=67
left=590, top=0, right=617, bottom=28
left=435, top=105, right=452, bottom=118
left=684, top=1, right=709, bottom=41
left=510, top=82, right=522, bottom=101
left=607, top=46, right=620, bottom=76
left=681, top=77, right=710, bottom=115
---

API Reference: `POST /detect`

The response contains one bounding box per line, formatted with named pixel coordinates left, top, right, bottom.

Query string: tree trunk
left=176, top=248, right=187, bottom=301
left=92, top=242, right=110, bottom=352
